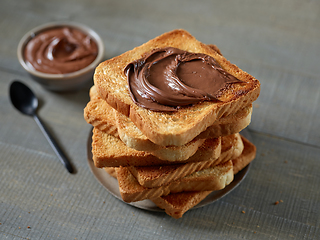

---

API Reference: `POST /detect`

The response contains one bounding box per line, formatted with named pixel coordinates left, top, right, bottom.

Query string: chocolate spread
left=125, top=47, right=243, bottom=111
left=24, top=27, right=98, bottom=74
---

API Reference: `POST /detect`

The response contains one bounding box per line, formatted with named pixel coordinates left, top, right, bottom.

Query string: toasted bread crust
left=94, top=29, right=260, bottom=146
left=152, top=191, right=212, bottom=219
left=92, top=128, right=221, bottom=167
left=128, top=133, right=244, bottom=188
left=151, top=135, right=256, bottom=218
left=103, top=135, right=256, bottom=218
left=232, top=135, right=256, bottom=174
left=104, top=167, right=117, bottom=178
left=116, top=161, right=234, bottom=202
left=84, top=86, right=252, bottom=161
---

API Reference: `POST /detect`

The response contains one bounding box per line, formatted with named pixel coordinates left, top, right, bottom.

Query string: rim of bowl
left=17, top=21, right=104, bottom=80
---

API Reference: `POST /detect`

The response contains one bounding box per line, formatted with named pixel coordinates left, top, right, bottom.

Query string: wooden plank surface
left=1, top=0, right=319, bottom=239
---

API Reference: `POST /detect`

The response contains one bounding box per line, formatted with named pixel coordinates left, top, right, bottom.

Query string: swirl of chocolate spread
left=125, top=47, right=243, bottom=111
left=24, top=27, right=98, bottom=74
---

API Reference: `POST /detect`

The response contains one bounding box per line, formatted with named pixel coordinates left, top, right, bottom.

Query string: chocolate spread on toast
left=125, top=47, right=243, bottom=111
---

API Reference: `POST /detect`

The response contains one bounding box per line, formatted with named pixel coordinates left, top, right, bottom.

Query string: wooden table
left=1, top=0, right=319, bottom=239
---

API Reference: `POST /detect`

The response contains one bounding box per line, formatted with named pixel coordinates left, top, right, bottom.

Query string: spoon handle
left=33, top=114, right=74, bottom=173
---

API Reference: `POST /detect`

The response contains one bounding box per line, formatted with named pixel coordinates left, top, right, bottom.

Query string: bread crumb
left=242, top=210, right=245, bottom=214
left=275, top=201, right=279, bottom=205
left=27, top=226, right=31, bottom=229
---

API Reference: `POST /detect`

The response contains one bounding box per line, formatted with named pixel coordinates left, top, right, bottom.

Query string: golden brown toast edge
left=115, top=160, right=234, bottom=203
left=128, top=133, right=244, bottom=188
left=94, top=29, right=260, bottom=146
left=103, top=134, right=256, bottom=218
left=151, top=134, right=257, bottom=218
left=92, top=128, right=221, bottom=167
left=85, top=85, right=252, bottom=144
left=233, top=135, right=256, bottom=174
left=85, top=85, right=252, bottom=161
left=151, top=191, right=212, bottom=219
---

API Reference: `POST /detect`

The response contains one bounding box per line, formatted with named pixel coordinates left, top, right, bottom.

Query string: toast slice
left=128, top=133, right=243, bottom=188
left=84, top=85, right=252, bottom=161
left=232, top=135, right=256, bottom=174
left=115, top=102, right=252, bottom=158
left=151, top=191, right=212, bottom=219
left=85, top=88, right=206, bottom=161
left=104, top=167, right=212, bottom=219
left=103, top=167, right=212, bottom=219
left=92, top=128, right=221, bottom=167
left=104, top=167, right=117, bottom=178
left=94, top=29, right=260, bottom=146
left=103, top=135, right=256, bottom=218
left=116, top=160, right=234, bottom=203
left=84, top=86, right=119, bottom=137
left=151, top=135, right=256, bottom=218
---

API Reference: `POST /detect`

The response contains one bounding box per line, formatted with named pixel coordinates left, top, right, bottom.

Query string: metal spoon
left=9, top=81, right=74, bottom=173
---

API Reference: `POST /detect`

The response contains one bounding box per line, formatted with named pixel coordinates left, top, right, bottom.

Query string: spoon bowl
left=10, top=81, right=38, bottom=116
left=9, top=80, right=74, bottom=173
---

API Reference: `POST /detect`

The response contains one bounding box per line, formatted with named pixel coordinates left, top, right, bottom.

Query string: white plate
left=87, top=129, right=251, bottom=212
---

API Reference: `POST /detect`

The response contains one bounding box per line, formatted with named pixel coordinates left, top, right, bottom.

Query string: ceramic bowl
left=17, top=22, right=104, bottom=91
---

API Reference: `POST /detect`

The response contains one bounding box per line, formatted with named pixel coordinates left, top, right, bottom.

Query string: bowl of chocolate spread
left=17, top=22, right=104, bottom=91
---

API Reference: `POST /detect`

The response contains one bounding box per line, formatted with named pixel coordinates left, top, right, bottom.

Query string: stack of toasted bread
left=84, top=30, right=260, bottom=218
